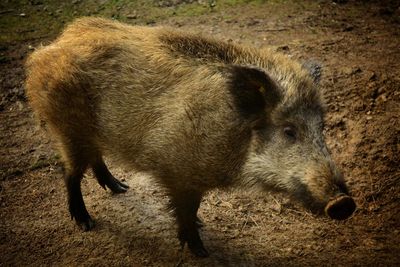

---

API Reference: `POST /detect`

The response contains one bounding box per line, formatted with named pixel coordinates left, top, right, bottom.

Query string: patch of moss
left=0, top=0, right=304, bottom=45
left=29, top=158, right=50, bottom=171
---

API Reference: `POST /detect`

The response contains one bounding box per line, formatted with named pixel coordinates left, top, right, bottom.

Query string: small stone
left=126, top=13, right=137, bottom=19
left=342, top=67, right=353, bottom=76
left=19, top=13, right=26, bottom=17
left=377, top=86, right=386, bottom=95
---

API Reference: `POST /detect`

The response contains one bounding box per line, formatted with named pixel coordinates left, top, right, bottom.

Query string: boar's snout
left=325, top=194, right=356, bottom=220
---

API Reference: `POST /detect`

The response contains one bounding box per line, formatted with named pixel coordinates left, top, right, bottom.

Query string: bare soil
left=1, top=1, right=399, bottom=266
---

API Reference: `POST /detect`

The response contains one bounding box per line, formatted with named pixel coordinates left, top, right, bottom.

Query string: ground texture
left=0, top=0, right=399, bottom=266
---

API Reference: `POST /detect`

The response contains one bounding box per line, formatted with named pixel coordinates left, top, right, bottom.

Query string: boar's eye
left=283, top=125, right=297, bottom=141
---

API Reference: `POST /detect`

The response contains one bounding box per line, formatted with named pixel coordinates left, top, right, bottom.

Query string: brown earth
left=0, top=0, right=399, bottom=266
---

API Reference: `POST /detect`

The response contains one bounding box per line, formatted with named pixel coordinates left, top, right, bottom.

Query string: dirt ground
left=1, top=0, right=399, bottom=266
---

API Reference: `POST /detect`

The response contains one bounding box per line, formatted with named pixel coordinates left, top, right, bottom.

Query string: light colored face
left=240, top=98, right=354, bottom=218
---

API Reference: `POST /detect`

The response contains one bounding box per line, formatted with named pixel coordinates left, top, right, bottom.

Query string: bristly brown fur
left=159, top=32, right=241, bottom=64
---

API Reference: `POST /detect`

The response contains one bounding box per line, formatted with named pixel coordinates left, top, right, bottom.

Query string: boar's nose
left=324, top=194, right=356, bottom=220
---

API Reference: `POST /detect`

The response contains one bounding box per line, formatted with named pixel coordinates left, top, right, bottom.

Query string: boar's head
left=232, top=63, right=355, bottom=220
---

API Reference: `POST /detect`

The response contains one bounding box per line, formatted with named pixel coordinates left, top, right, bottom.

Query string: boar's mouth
left=290, top=179, right=326, bottom=215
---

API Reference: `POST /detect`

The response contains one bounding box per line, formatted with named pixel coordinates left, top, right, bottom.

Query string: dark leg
left=170, top=190, right=208, bottom=257
left=65, top=167, right=95, bottom=231
left=92, top=158, right=129, bottom=193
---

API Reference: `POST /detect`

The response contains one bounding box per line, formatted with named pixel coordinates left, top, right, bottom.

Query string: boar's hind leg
left=92, top=157, right=129, bottom=193
left=170, top=190, right=209, bottom=257
left=65, top=163, right=94, bottom=232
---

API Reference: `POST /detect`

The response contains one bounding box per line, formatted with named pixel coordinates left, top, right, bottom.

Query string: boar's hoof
left=93, top=161, right=129, bottom=194
left=76, top=216, right=95, bottom=232
left=108, top=179, right=129, bottom=194
left=179, top=230, right=209, bottom=257
left=325, top=195, right=356, bottom=220
left=101, top=175, right=129, bottom=194
left=188, top=241, right=209, bottom=258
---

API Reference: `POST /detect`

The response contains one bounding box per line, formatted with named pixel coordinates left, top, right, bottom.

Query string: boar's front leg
left=170, top=190, right=208, bottom=257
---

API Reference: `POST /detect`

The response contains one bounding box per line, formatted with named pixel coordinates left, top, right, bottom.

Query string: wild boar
left=25, top=17, right=356, bottom=257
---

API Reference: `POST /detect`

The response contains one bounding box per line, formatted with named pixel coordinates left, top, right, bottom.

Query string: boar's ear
left=228, top=65, right=281, bottom=119
left=302, top=61, right=322, bottom=84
